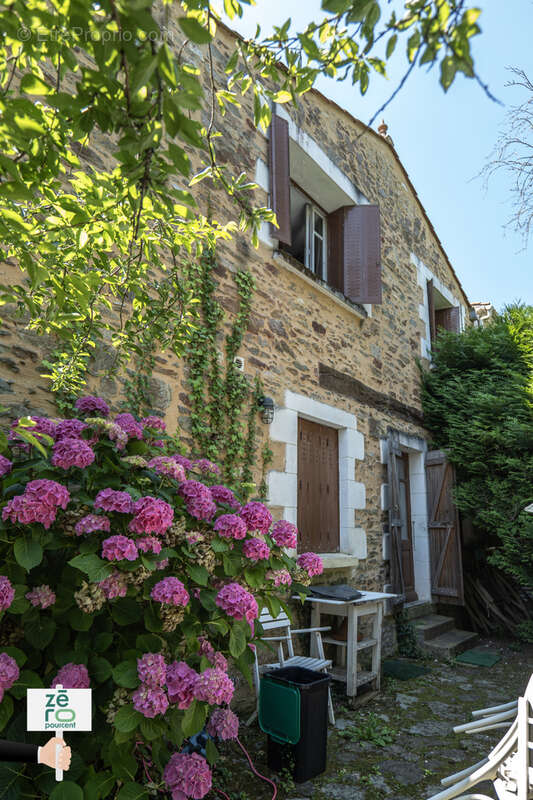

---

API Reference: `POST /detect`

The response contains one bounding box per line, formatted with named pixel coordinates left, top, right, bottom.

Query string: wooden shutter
left=425, top=450, right=464, bottom=605
left=387, top=432, right=405, bottom=598
left=327, top=205, right=382, bottom=303
left=435, top=306, right=461, bottom=333
left=297, top=418, right=340, bottom=554
left=427, top=279, right=436, bottom=344
left=269, top=114, right=291, bottom=245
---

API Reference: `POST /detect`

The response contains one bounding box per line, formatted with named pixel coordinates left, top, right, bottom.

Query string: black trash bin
left=258, top=665, right=330, bottom=783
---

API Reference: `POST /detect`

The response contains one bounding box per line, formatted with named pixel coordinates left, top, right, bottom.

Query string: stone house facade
left=0, top=19, right=472, bottom=613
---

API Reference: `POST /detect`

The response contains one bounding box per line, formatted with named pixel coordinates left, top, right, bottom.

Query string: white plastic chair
left=247, top=608, right=335, bottom=726
left=426, top=673, right=533, bottom=800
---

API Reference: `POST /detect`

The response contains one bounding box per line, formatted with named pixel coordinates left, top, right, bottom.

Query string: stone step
left=424, top=629, right=479, bottom=659
left=413, top=613, right=455, bottom=642
left=403, top=601, right=435, bottom=621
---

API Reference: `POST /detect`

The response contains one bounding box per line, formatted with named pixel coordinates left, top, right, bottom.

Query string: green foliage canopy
left=421, top=304, right=533, bottom=586
left=0, top=0, right=484, bottom=392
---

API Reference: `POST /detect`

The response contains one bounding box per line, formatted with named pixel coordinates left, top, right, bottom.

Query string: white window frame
left=304, top=203, right=327, bottom=279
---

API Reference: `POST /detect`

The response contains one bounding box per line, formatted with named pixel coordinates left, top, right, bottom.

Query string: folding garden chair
left=247, top=608, right=335, bottom=726
left=426, top=673, right=533, bottom=800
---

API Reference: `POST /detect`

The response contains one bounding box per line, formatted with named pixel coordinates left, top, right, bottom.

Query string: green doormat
left=383, top=659, right=430, bottom=680
left=455, top=648, right=501, bottom=667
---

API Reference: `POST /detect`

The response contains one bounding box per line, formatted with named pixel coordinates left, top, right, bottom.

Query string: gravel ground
left=214, top=638, right=533, bottom=800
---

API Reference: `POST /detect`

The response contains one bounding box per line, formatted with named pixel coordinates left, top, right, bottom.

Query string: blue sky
left=230, top=1, right=533, bottom=310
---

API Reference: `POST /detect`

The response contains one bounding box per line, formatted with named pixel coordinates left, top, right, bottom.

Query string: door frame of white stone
left=267, top=390, right=366, bottom=560
left=380, top=432, right=432, bottom=602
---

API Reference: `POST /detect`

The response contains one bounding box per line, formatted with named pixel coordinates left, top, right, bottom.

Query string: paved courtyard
left=217, top=639, right=533, bottom=800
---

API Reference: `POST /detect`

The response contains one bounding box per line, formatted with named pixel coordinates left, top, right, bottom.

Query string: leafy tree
left=421, top=304, right=533, bottom=587
left=0, top=0, right=486, bottom=393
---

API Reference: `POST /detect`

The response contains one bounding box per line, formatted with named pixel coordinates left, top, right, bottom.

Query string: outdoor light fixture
left=258, top=396, right=275, bottom=424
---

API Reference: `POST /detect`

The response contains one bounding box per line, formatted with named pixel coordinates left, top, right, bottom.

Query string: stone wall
left=0, top=17, right=470, bottom=608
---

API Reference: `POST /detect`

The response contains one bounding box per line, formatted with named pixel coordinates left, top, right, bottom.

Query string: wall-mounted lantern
left=258, top=396, right=275, bottom=425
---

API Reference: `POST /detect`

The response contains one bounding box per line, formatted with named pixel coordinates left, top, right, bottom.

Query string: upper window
left=268, top=113, right=382, bottom=305
left=427, top=279, right=462, bottom=342
left=283, top=184, right=327, bottom=279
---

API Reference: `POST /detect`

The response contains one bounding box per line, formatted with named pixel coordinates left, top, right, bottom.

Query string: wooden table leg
left=371, top=602, right=383, bottom=690
left=310, top=603, right=320, bottom=658
left=346, top=605, right=358, bottom=697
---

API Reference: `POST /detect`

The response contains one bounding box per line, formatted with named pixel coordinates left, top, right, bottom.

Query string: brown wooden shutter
left=425, top=450, right=464, bottom=605
left=327, top=205, right=382, bottom=303
left=435, top=306, right=461, bottom=333
left=387, top=432, right=405, bottom=598
left=269, top=114, right=291, bottom=245
left=297, top=418, right=340, bottom=554
left=427, top=279, right=436, bottom=344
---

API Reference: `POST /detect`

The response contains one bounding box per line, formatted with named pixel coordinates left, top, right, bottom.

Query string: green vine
left=259, top=439, right=274, bottom=501
left=394, top=609, right=424, bottom=659
left=184, top=246, right=264, bottom=492
left=123, top=350, right=156, bottom=418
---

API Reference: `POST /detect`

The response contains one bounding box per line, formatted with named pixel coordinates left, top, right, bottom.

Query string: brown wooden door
left=388, top=433, right=417, bottom=602
left=297, top=418, right=340, bottom=553
left=425, top=450, right=464, bottom=605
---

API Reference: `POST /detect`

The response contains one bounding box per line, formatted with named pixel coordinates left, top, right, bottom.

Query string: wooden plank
left=426, top=450, right=464, bottom=605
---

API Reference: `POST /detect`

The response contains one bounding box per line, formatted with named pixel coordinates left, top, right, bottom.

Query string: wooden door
left=388, top=433, right=417, bottom=602
left=425, top=450, right=464, bottom=605
left=297, top=418, right=340, bottom=553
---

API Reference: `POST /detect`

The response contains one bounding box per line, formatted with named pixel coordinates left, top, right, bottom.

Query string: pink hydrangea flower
left=193, top=458, right=221, bottom=476
left=156, top=558, right=169, bottom=570
left=213, top=514, right=247, bottom=540
left=207, top=708, right=239, bottom=741
left=271, top=520, right=298, bottom=549
left=107, top=423, right=128, bottom=450
left=163, top=752, right=212, bottom=800
left=266, top=569, right=292, bottom=587
left=129, top=496, right=174, bottom=535
left=51, top=663, right=90, bottom=689
left=166, top=661, right=198, bottom=709
left=94, top=488, right=134, bottom=514
left=147, top=457, right=185, bottom=482
left=297, top=552, right=324, bottom=577
left=213, top=652, right=228, bottom=672
left=173, top=454, right=193, bottom=471
left=137, top=536, right=162, bottom=555
left=55, top=419, right=88, bottom=440
left=0, top=652, right=19, bottom=692
left=115, top=413, right=144, bottom=440
left=0, top=455, right=13, bottom=477
left=153, top=439, right=164, bottom=448
left=99, top=571, right=128, bottom=600
left=0, top=576, right=15, bottom=611
left=137, top=653, right=167, bottom=687
left=75, top=514, right=111, bottom=536
left=75, top=396, right=110, bottom=417
left=242, top=537, right=270, bottom=562
left=25, top=585, right=56, bottom=609
left=102, top=535, right=138, bottom=562
left=240, top=501, right=273, bottom=535
left=194, top=667, right=234, bottom=706
left=210, top=485, right=240, bottom=510
left=52, top=437, right=95, bottom=469
left=151, top=577, right=189, bottom=607
left=141, top=415, right=166, bottom=431
left=2, top=479, right=70, bottom=529
left=132, top=684, right=169, bottom=718
left=215, top=583, right=258, bottom=626
left=178, top=480, right=216, bottom=521
left=185, top=531, right=203, bottom=546
left=10, top=416, right=57, bottom=445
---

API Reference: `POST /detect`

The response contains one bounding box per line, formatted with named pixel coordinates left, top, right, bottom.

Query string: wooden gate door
left=425, top=450, right=464, bottom=605
left=297, top=418, right=340, bottom=553
left=387, top=433, right=417, bottom=602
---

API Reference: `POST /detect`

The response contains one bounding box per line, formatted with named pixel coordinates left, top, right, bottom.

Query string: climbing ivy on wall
left=184, top=247, right=264, bottom=494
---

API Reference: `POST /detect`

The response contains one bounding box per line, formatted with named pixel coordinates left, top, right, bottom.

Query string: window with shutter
left=426, top=281, right=462, bottom=346
left=327, top=205, right=382, bottom=304
left=435, top=306, right=460, bottom=333
left=297, top=418, right=340, bottom=553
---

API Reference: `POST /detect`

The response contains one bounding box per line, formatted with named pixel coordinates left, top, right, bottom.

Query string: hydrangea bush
left=0, top=401, right=322, bottom=798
